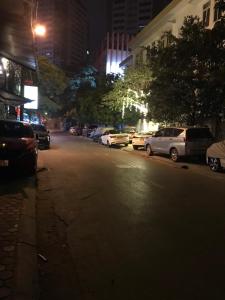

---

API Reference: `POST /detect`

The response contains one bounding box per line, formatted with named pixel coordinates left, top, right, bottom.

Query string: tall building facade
left=112, top=0, right=172, bottom=34
left=130, top=0, right=222, bottom=64
left=95, top=32, right=132, bottom=74
left=94, top=0, right=172, bottom=74
left=37, top=0, right=88, bottom=74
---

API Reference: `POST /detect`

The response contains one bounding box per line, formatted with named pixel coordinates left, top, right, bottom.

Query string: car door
left=150, top=129, right=165, bottom=152
left=160, top=128, right=175, bottom=154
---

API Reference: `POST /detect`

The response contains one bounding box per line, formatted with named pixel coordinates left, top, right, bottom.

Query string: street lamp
left=33, top=24, right=46, bottom=37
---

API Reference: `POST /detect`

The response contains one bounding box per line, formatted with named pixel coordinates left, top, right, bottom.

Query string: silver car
left=144, top=127, right=213, bottom=162
left=206, top=140, right=225, bottom=172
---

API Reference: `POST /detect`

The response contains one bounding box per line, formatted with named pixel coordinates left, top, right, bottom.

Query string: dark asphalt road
left=37, top=132, right=225, bottom=300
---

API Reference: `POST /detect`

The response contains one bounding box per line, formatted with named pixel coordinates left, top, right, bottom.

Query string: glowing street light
left=33, top=24, right=46, bottom=37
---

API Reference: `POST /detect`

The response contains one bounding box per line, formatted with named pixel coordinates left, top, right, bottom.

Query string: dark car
left=0, top=120, right=38, bottom=175
left=31, top=124, right=50, bottom=149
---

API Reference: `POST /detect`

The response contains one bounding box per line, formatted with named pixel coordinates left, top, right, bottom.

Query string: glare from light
left=136, top=119, right=159, bottom=133
left=24, top=86, right=38, bottom=110
left=34, top=24, right=46, bottom=37
left=1, top=57, right=8, bottom=70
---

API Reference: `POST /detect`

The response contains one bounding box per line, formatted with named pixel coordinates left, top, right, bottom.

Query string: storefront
left=0, top=0, right=38, bottom=120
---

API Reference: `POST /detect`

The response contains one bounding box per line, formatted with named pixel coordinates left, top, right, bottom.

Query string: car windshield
left=0, top=121, right=34, bottom=138
left=32, top=124, right=47, bottom=132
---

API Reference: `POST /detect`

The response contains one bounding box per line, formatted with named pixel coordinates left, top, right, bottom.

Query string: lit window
left=203, top=1, right=210, bottom=27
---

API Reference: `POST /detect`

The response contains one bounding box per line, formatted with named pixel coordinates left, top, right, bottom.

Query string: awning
left=0, top=1, right=37, bottom=70
left=0, top=89, right=33, bottom=106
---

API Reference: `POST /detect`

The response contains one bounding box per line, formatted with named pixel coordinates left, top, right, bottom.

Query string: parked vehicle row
left=143, top=126, right=225, bottom=172
left=70, top=124, right=224, bottom=173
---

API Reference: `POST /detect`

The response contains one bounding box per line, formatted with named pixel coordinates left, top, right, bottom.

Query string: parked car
left=69, top=126, right=82, bottom=136
left=206, top=139, right=225, bottom=172
left=69, top=126, right=76, bottom=135
left=101, top=129, right=129, bottom=147
left=0, top=120, right=38, bottom=175
left=123, top=127, right=136, bottom=143
left=144, top=127, right=213, bottom=162
left=132, top=132, right=154, bottom=150
left=31, top=124, right=50, bottom=149
left=82, top=125, right=98, bottom=137
left=92, top=127, right=114, bottom=143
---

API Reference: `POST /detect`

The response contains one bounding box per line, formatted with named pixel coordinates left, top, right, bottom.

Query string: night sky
left=85, top=0, right=111, bottom=55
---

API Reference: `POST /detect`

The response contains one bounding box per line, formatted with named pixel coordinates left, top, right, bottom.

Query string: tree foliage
left=38, top=56, right=68, bottom=115
left=147, top=13, right=225, bottom=129
left=74, top=73, right=122, bottom=125
left=103, top=65, right=152, bottom=120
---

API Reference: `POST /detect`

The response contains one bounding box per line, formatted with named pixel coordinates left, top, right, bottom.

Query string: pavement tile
left=0, top=191, right=23, bottom=299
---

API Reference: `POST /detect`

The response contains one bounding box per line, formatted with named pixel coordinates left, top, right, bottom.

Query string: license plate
left=0, top=160, right=9, bottom=167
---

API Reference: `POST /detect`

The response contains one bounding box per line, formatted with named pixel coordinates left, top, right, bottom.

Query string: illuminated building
left=0, top=0, right=37, bottom=120
left=95, top=32, right=132, bottom=74
left=95, top=0, right=172, bottom=74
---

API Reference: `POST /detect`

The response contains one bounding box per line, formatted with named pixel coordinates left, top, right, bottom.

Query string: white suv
left=144, top=127, right=213, bottom=162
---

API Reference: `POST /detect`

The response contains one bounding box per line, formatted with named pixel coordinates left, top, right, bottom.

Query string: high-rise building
left=112, top=0, right=172, bottom=34
left=95, top=0, right=172, bottom=74
left=37, top=0, right=88, bottom=74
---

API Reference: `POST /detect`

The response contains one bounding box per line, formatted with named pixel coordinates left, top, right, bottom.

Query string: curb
left=14, top=180, right=39, bottom=300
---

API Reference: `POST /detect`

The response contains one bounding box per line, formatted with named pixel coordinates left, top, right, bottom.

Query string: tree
left=103, top=65, right=152, bottom=122
left=38, top=56, right=68, bottom=116
left=147, top=15, right=225, bottom=134
left=74, top=73, right=121, bottom=125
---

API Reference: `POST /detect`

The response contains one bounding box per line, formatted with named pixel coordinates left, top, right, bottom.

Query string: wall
left=130, top=0, right=219, bottom=63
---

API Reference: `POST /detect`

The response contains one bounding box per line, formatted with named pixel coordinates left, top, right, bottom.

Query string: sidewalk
left=0, top=175, right=38, bottom=300
left=0, top=191, right=21, bottom=300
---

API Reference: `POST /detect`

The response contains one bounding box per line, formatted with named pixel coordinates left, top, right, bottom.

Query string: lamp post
left=20, top=19, right=46, bottom=122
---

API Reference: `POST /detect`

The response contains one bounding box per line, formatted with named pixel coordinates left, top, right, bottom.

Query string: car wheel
left=146, top=144, right=153, bottom=156
left=208, top=157, right=221, bottom=172
left=170, top=148, right=179, bottom=162
left=133, top=145, right=138, bottom=150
